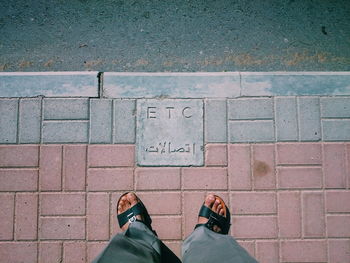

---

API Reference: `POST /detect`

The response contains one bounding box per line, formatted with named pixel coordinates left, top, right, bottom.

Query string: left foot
left=117, top=192, right=143, bottom=231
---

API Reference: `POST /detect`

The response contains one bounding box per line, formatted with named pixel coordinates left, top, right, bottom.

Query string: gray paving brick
left=228, top=120, right=274, bottom=142
left=275, top=97, right=298, bottom=141
left=322, top=120, right=350, bottom=141
left=43, top=98, right=89, bottom=120
left=114, top=100, right=136, bottom=143
left=90, top=99, right=112, bottom=143
left=320, top=97, right=350, bottom=118
left=205, top=99, right=227, bottom=143
left=228, top=98, right=273, bottom=120
left=298, top=97, right=321, bottom=141
left=43, top=121, right=89, bottom=143
left=0, top=99, right=18, bottom=143
left=19, top=98, right=41, bottom=143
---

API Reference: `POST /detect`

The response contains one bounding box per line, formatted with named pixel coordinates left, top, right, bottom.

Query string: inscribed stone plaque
left=137, top=99, right=204, bottom=166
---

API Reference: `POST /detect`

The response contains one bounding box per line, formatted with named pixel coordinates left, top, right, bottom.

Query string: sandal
left=195, top=195, right=231, bottom=234
left=117, top=192, right=157, bottom=236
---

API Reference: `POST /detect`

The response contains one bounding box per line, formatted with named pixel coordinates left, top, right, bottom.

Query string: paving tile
left=278, top=191, right=301, bottom=238
left=326, top=191, right=350, bottom=212
left=237, top=241, right=255, bottom=257
left=204, top=99, right=227, bottom=143
left=0, top=99, right=18, bottom=143
left=136, top=192, right=181, bottom=215
left=90, top=99, right=113, bottom=143
left=228, top=144, right=251, bottom=190
left=276, top=143, right=322, bottom=165
left=302, top=191, right=325, bottom=237
left=275, top=97, right=298, bottom=141
left=327, top=215, right=350, bottom=237
left=88, top=145, right=134, bottom=167
left=87, top=168, right=133, bottom=191
left=0, top=242, right=37, bottom=262
left=256, top=241, right=279, bottom=263
left=230, top=192, right=276, bottom=215
left=322, top=120, right=350, bottom=141
left=43, top=121, right=89, bottom=143
left=183, top=192, right=206, bottom=238
left=19, top=98, right=41, bottom=143
left=0, top=193, right=14, bottom=240
left=63, top=242, right=86, bottom=263
left=328, top=239, right=350, bottom=263
left=15, top=193, right=38, bottom=240
left=228, top=98, right=273, bottom=120
left=0, top=72, right=98, bottom=97
left=281, top=240, right=327, bottom=262
left=87, top=193, right=110, bottom=241
left=277, top=167, right=323, bottom=189
left=63, top=145, right=86, bottom=191
left=44, top=98, right=89, bottom=120
left=40, top=145, right=62, bottom=191
left=40, top=217, right=86, bottom=240
left=40, top=193, right=85, bottom=216
left=135, top=168, right=180, bottom=190
left=298, top=97, right=321, bottom=141
left=87, top=242, right=108, bottom=263
left=205, top=144, right=227, bottom=166
left=114, top=99, right=136, bottom=143
left=231, top=216, right=277, bottom=238
left=324, top=144, right=347, bottom=188
left=0, top=169, right=38, bottom=191
left=152, top=216, right=182, bottom=240
left=252, top=144, right=275, bottom=189
left=39, top=242, right=62, bottom=263
left=0, top=145, right=39, bottom=167
left=321, top=97, right=350, bottom=118
left=228, top=120, right=274, bottom=142
left=182, top=167, right=227, bottom=190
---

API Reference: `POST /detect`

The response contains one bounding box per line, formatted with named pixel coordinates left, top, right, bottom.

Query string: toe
left=127, top=192, right=138, bottom=206
left=212, top=199, right=220, bottom=212
left=204, top=194, right=215, bottom=208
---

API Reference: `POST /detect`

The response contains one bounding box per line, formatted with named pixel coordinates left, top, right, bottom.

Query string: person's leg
left=92, top=192, right=181, bottom=263
left=182, top=195, right=258, bottom=263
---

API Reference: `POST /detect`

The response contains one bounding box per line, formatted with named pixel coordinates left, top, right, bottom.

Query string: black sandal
left=195, top=195, right=231, bottom=235
left=117, top=192, right=157, bottom=236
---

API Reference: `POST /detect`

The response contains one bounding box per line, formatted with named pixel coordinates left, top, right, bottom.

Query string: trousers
left=92, top=221, right=258, bottom=263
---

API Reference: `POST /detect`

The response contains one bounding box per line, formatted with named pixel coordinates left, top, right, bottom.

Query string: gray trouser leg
left=182, top=226, right=259, bottom=263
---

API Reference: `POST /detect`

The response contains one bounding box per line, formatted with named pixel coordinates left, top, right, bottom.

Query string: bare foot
left=198, top=194, right=226, bottom=233
left=117, top=192, right=143, bottom=231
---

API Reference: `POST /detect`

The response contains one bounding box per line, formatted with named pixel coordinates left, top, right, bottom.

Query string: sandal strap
left=198, top=204, right=231, bottom=234
left=117, top=201, right=153, bottom=230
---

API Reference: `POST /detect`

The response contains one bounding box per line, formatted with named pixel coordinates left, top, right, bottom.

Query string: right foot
left=117, top=192, right=143, bottom=231
left=198, top=194, right=226, bottom=233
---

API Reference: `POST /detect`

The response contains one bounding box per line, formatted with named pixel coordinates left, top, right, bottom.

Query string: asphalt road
left=0, top=0, right=349, bottom=72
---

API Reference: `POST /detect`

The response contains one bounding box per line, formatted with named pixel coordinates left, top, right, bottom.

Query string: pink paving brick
left=228, top=144, right=251, bottom=190
left=281, top=240, right=327, bottom=262
left=0, top=242, right=38, bottom=262
left=205, top=144, right=227, bottom=166
left=327, top=215, right=350, bottom=237
left=163, top=241, right=182, bottom=259
left=40, top=193, right=85, bottom=215
left=277, top=167, right=322, bottom=189
left=328, top=239, right=350, bottom=263
left=63, top=242, right=86, bottom=263
left=15, top=193, right=38, bottom=240
left=0, top=193, right=14, bottom=240
left=324, top=143, right=347, bottom=188
left=63, top=145, right=86, bottom=191
left=182, top=167, right=227, bottom=190
left=278, top=191, right=301, bottom=238
left=39, top=242, right=62, bottom=263
left=256, top=240, right=279, bottom=263
left=252, top=144, right=276, bottom=189
left=0, top=168, right=38, bottom=191
left=87, top=242, right=108, bottom=263
left=237, top=240, right=255, bottom=257
left=326, top=191, right=350, bottom=212
left=137, top=192, right=181, bottom=215
left=302, top=191, right=325, bottom=237
left=40, top=145, right=62, bottom=191
left=87, top=193, right=110, bottom=241
left=230, top=192, right=276, bottom=215
left=0, top=145, right=39, bottom=167
left=135, top=168, right=181, bottom=190
left=152, top=216, right=182, bottom=240
left=276, top=143, right=322, bottom=165
left=183, top=192, right=206, bottom=238
left=87, top=168, right=133, bottom=191
left=110, top=192, right=127, bottom=236
left=231, top=216, right=277, bottom=238
left=40, top=217, right=86, bottom=240
left=88, top=145, right=134, bottom=167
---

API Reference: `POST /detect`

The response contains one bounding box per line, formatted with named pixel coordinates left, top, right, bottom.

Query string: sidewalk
left=0, top=72, right=349, bottom=263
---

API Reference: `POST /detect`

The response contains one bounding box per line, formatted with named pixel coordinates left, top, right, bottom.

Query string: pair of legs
left=92, top=193, right=258, bottom=263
